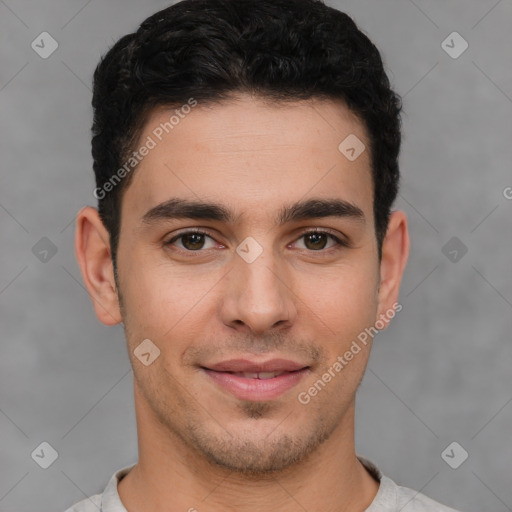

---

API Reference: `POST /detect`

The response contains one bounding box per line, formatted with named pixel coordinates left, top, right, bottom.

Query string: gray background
left=1, top=1, right=511, bottom=511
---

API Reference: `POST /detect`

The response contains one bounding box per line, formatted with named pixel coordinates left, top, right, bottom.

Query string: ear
left=74, top=206, right=122, bottom=326
left=376, top=210, right=409, bottom=325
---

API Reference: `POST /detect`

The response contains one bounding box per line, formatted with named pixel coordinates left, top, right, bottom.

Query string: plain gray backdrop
left=1, top=1, right=511, bottom=511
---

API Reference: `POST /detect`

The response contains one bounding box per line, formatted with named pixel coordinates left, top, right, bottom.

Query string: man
left=67, top=0, right=462, bottom=510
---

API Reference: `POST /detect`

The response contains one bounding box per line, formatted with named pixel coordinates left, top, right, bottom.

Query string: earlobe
left=376, top=210, right=409, bottom=325
left=74, top=206, right=122, bottom=326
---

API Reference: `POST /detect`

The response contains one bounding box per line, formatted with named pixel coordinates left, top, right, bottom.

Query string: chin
left=184, top=417, right=334, bottom=476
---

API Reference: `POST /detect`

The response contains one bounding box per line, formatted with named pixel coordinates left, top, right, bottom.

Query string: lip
left=201, top=358, right=310, bottom=401
left=203, top=358, right=308, bottom=373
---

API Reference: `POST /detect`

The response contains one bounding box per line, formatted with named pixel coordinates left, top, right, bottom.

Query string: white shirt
left=64, top=456, right=462, bottom=511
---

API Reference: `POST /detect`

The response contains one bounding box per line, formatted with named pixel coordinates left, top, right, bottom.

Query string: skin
left=75, top=94, right=409, bottom=512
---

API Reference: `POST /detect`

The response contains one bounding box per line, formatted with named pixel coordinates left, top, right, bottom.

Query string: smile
left=201, top=366, right=310, bottom=401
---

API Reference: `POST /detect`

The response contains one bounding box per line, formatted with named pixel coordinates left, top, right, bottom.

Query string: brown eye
left=293, top=230, right=346, bottom=252
left=304, top=232, right=329, bottom=250
left=167, top=231, right=217, bottom=251
left=181, top=233, right=206, bottom=250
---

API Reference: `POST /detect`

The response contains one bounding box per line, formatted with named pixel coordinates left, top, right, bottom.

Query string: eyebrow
left=141, top=197, right=365, bottom=226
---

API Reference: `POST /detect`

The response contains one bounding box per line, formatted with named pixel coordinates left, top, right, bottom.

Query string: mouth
left=200, top=358, right=311, bottom=401
left=216, top=370, right=297, bottom=379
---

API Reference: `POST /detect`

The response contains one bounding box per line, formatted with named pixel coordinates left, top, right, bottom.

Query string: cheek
left=119, top=251, right=217, bottom=341
left=295, top=259, right=379, bottom=339
left=119, top=238, right=379, bottom=348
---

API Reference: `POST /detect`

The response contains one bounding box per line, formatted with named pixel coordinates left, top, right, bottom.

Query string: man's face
left=115, top=95, right=385, bottom=474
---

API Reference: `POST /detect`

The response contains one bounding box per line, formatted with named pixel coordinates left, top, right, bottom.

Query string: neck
left=118, top=387, right=379, bottom=512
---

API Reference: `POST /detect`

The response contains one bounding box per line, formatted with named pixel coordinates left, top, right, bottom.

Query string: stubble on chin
left=181, top=407, right=336, bottom=477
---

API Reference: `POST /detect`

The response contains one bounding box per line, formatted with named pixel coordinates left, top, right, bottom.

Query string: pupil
left=183, top=233, right=204, bottom=250
left=306, top=233, right=327, bottom=250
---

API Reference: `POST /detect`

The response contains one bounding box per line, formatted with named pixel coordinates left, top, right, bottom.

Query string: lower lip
left=202, top=368, right=310, bottom=401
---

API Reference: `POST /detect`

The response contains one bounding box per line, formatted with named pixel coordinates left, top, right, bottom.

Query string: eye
left=165, top=228, right=347, bottom=254
left=293, top=229, right=347, bottom=251
left=166, top=230, right=218, bottom=251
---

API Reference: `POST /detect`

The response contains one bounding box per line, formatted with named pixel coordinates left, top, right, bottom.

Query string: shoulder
left=396, top=485, right=458, bottom=512
left=61, top=462, right=135, bottom=512
left=358, top=456, right=463, bottom=512
left=393, top=479, right=462, bottom=511
left=62, top=493, right=102, bottom=512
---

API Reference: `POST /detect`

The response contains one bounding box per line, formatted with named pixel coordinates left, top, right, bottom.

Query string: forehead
left=121, top=95, right=373, bottom=225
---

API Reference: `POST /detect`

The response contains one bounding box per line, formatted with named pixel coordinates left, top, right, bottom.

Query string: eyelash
left=165, top=228, right=349, bottom=255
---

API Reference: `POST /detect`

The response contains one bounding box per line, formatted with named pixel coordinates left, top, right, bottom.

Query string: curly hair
left=91, top=0, right=402, bottom=268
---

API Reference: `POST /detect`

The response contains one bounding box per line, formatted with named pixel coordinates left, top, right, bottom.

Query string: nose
left=219, top=247, right=298, bottom=335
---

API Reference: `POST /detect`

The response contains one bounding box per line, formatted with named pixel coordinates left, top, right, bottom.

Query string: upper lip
left=202, top=358, right=309, bottom=373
